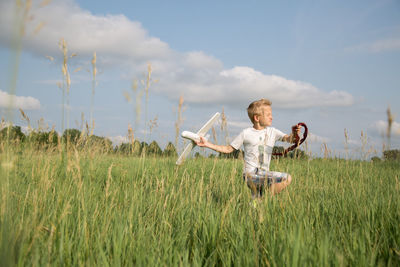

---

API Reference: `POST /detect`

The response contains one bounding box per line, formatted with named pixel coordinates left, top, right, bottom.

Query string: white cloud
left=33, top=79, right=62, bottom=85
left=107, top=135, right=129, bottom=146
left=347, top=38, right=400, bottom=53
left=183, top=51, right=223, bottom=70
left=0, top=0, right=172, bottom=63
left=0, top=0, right=354, bottom=109
left=0, top=90, right=41, bottom=110
left=154, top=65, right=354, bottom=108
left=0, top=122, right=30, bottom=134
left=369, top=120, right=400, bottom=137
left=307, top=132, right=330, bottom=143
left=347, top=139, right=360, bottom=146
left=368, top=38, right=400, bottom=53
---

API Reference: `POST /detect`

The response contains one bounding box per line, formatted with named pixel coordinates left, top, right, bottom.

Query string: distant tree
left=0, top=125, right=26, bottom=142
left=383, top=149, right=400, bottom=161
left=141, top=141, right=149, bottom=156
left=60, top=129, right=113, bottom=153
left=273, top=146, right=308, bottom=159
left=132, top=140, right=142, bottom=156
left=62, top=129, right=82, bottom=145
left=86, top=135, right=113, bottom=152
left=115, top=143, right=130, bottom=155
left=219, top=149, right=243, bottom=159
left=148, top=141, right=162, bottom=156
left=29, top=131, right=46, bottom=146
left=48, top=130, right=59, bottom=147
left=115, top=140, right=141, bottom=156
left=371, top=156, right=381, bottom=163
left=163, top=142, right=177, bottom=157
left=29, top=130, right=58, bottom=149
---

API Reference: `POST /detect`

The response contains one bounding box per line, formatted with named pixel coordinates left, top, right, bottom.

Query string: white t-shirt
left=230, top=127, right=286, bottom=174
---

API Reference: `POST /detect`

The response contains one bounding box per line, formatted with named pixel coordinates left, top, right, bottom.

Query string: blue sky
left=0, top=0, right=399, bottom=158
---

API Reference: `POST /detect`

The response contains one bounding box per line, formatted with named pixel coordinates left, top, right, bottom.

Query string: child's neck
left=253, top=123, right=266, bottom=130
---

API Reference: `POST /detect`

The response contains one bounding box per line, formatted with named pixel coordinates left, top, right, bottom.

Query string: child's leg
left=243, top=172, right=265, bottom=199
left=244, top=170, right=292, bottom=198
left=268, top=171, right=292, bottom=195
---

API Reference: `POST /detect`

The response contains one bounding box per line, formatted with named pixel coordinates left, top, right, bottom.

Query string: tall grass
left=0, top=143, right=399, bottom=266
left=387, top=106, right=394, bottom=150
left=90, top=52, right=97, bottom=134
left=175, top=95, right=185, bottom=151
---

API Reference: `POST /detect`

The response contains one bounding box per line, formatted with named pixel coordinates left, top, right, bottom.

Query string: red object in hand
left=273, top=122, right=308, bottom=156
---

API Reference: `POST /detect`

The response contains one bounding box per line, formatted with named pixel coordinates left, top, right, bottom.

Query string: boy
left=196, top=98, right=301, bottom=197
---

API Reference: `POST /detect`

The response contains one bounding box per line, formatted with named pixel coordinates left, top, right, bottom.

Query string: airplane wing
left=197, top=112, right=220, bottom=136
left=175, top=142, right=194, bottom=165
left=176, top=112, right=220, bottom=165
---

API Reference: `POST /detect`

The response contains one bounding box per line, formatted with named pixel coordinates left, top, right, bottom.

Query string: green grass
left=1, top=150, right=399, bottom=266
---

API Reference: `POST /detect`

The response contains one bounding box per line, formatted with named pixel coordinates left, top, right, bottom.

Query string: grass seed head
left=123, top=91, right=131, bottom=102
left=149, top=116, right=158, bottom=133
left=40, top=0, right=52, bottom=7
left=386, top=106, right=394, bottom=149
left=92, top=52, right=97, bottom=78
left=91, top=120, right=95, bottom=136
left=175, top=95, right=185, bottom=149
left=131, top=79, right=138, bottom=92
left=45, top=55, right=54, bottom=61
left=19, top=108, right=29, bottom=124
left=34, top=21, right=46, bottom=34
left=212, top=126, right=217, bottom=144
left=128, top=124, right=134, bottom=144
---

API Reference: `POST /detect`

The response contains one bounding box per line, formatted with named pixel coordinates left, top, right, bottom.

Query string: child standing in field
left=196, top=98, right=301, bottom=197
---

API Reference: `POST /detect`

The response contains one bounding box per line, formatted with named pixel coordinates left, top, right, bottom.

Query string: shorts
left=243, top=168, right=289, bottom=197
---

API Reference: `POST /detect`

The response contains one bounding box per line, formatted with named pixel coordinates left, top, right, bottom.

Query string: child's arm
left=282, top=124, right=302, bottom=143
left=196, top=137, right=235, bottom=154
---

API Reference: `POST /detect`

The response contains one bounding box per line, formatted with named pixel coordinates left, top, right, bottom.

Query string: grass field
left=1, top=2, right=398, bottom=265
left=1, top=148, right=399, bottom=266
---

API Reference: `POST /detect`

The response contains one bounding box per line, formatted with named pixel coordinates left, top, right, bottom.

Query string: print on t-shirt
left=230, top=127, right=286, bottom=174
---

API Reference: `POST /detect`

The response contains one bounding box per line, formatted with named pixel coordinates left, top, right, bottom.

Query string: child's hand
left=292, top=124, right=301, bottom=135
left=291, top=124, right=301, bottom=143
left=196, top=136, right=209, bottom=147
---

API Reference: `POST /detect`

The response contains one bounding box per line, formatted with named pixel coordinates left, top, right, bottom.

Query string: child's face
left=256, top=105, right=273, bottom=127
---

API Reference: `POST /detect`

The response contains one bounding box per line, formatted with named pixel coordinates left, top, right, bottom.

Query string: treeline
left=372, top=149, right=400, bottom=162
left=114, top=140, right=177, bottom=157
left=0, top=125, right=178, bottom=157
left=1, top=125, right=308, bottom=159
left=2, top=125, right=398, bottom=161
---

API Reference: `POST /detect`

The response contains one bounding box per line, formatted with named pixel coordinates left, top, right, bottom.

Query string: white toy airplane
left=176, top=112, right=220, bottom=165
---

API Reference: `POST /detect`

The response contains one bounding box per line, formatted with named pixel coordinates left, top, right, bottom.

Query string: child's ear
left=253, top=114, right=259, bottom=122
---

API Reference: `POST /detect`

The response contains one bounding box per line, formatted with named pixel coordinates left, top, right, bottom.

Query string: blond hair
left=247, top=98, right=272, bottom=123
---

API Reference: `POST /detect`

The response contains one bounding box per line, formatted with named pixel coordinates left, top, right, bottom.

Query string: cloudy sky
left=0, top=0, right=399, bottom=158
